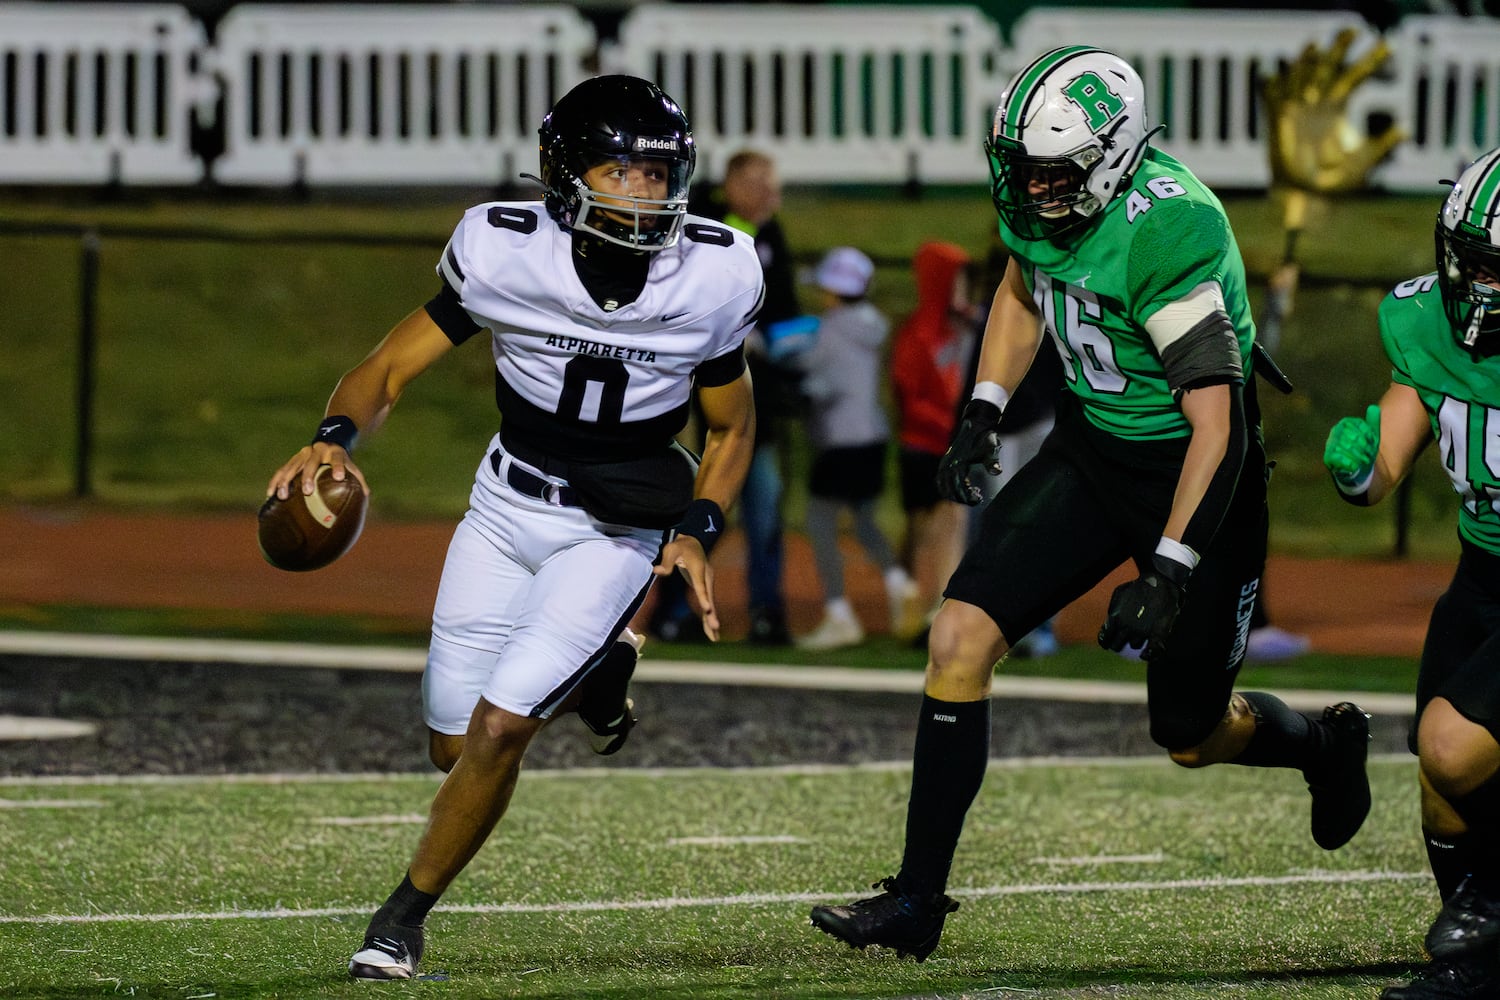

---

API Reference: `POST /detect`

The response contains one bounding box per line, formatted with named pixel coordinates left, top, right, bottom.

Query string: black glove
left=1097, top=554, right=1190, bottom=661
left=936, top=399, right=1003, bottom=506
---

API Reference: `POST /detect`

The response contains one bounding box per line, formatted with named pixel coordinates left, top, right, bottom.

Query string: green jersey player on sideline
left=809, top=45, right=1372, bottom=963
left=1326, top=146, right=1500, bottom=1000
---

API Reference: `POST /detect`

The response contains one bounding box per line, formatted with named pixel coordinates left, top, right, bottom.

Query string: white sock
left=826, top=597, right=855, bottom=621
left=883, top=566, right=913, bottom=593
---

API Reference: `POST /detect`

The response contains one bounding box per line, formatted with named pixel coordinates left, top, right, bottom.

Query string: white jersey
left=434, top=202, right=763, bottom=463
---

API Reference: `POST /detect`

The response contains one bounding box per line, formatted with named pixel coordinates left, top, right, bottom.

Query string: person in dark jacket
left=685, top=148, right=804, bottom=644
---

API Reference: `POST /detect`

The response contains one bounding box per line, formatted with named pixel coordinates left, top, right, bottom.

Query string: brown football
left=257, top=464, right=368, bottom=572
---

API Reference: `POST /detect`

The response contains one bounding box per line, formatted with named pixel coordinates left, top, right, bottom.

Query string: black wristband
left=668, top=498, right=725, bottom=555
left=312, top=415, right=359, bottom=453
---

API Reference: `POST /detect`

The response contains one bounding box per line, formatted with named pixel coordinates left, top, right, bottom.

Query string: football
left=257, top=464, right=367, bottom=572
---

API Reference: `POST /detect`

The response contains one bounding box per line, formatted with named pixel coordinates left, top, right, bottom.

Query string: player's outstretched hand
left=1324, top=404, right=1380, bottom=492
left=654, top=536, right=720, bottom=641
left=267, top=443, right=367, bottom=501
left=936, top=399, right=1003, bottom=506
left=1098, top=567, right=1184, bottom=662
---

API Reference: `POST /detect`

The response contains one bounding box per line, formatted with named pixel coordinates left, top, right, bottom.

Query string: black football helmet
left=536, top=75, right=695, bottom=251
left=1437, top=147, right=1500, bottom=352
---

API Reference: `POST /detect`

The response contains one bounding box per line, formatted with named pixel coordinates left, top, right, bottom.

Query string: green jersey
left=1000, top=148, right=1256, bottom=440
left=1380, top=274, right=1500, bottom=553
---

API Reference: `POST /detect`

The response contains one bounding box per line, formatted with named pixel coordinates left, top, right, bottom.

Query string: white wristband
left=1155, top=536, right=1199, bottom=572
left=972, top=381, right=1010, bottom=412
left=1333, top=466, right=1375, bottom=497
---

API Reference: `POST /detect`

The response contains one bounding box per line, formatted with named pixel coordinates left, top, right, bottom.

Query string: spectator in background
left=688, top=148, right=804, bottom=645
left=891, top=241, right=978, bottom=639
left=795, top=247, right=922, bottom=650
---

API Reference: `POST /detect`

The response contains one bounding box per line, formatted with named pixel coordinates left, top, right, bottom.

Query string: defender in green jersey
left=1327, top=147, right=1500, bottom=1000
left=811, top=45, right=1371, bottom=964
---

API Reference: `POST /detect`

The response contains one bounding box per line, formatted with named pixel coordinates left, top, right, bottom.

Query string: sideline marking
left=0, top=631, right=1417, bottom=714
left=0, top=798, right=102, bottom=809
left=666, top=835, right=806, bottom=846
left=0, top=870, right=1430, bottom=925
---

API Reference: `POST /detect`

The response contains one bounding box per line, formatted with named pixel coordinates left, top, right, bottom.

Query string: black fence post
left=1394, top=475, right=1412, bottom=558
left=75, top=227, right=100, bottom=499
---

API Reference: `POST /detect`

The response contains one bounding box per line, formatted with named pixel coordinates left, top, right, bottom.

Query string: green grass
left=0, top=757, right=1435, bottom=999
left=0, top=185, right=1466, bottom=561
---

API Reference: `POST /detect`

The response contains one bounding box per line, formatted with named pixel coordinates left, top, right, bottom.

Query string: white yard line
left=666, top=835, right=807, bottom=846
left=0, top=630, right=1418, bottom=714
left=0, top=870, right=1431, bottom=925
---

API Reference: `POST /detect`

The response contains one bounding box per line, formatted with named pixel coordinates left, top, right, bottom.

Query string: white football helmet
left=1437, top=147, right=1500, bottom=351
left=986, top=46, right=1154, bottom=241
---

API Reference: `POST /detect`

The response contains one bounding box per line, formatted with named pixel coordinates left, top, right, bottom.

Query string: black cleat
left=578, top=629, right=643, bottom=756
left=1304, top=701, right=1371, bottom=850
left=349, top=925, right=422, bottom=980
left=809, top=877, right=959, bottom=962
left=1380, top=957, right=1500, bottom=999
left=1427, top=877, right=1500, bottom=960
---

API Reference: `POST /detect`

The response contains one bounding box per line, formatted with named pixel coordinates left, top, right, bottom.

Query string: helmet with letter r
left=985, top=46, right=1154, bottom=241
left=1437, top=146, right=1500, bottom=353
left=536, top=75, right=696, bottom=251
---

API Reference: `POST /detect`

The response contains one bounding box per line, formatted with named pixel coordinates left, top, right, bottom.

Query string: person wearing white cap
left=794, top=247, right=921, bottom=650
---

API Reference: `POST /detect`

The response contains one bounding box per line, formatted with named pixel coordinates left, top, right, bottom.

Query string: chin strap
left=1465, top=308, right=1484, bottom=348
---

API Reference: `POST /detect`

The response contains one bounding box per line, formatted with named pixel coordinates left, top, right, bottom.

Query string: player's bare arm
left=267, top=308, right=455, bottom=500
left=1368, top=384, right=1430, bottom=499
left=654, top=369, right=755, bottom=641
left=1162, top=383, right=1233, bottom=544
left=1326, top=384, right=1429, bottom=508
left=971, top=257, right=1045, bottom=393
left=936, top=257, right=1046, bottom=505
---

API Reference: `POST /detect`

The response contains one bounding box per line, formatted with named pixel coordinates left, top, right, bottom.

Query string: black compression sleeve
left=1160, top=311, right=1243, bottom=397
left=1180, top=381, right=1248, bottom=557
left=692, top=343, right=747, bottom=388
left=423, top=280, right=483, bottom=345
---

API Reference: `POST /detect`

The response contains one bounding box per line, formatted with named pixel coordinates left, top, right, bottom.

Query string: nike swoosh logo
left=661, top=311, right=688, bottom=322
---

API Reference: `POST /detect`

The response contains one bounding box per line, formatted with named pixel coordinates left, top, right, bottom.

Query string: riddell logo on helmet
left=635, top=137, right=679, bottom=152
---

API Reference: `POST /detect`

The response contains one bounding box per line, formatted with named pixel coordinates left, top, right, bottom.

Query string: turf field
left=1, top=755, right=1435, bottom=999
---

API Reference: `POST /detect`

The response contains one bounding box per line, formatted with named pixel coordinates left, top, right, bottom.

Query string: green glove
left=1324, top=404, right=1381, bottom=492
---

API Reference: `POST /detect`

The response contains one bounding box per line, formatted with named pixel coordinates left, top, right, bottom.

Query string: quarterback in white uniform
left=265, top=75, right=760, bottom=980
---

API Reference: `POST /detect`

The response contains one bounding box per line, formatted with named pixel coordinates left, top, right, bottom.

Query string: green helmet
left=1437, top=147, right=1500, bottom=352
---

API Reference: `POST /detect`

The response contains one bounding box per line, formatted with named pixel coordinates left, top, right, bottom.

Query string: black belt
left=490, top=450, right=580, bottom=507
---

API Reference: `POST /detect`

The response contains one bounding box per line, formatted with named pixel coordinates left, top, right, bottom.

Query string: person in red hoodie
left=890, top=241, right=979, bottom=634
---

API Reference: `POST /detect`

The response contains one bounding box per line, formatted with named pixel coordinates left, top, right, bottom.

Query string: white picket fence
left=0, top=2, right=209, bottom=183
left=208, top=4, right=595, bottom=185
left=1, top=2, right=1499, bottom=191
left=605, top=4, right=1002, bottom=184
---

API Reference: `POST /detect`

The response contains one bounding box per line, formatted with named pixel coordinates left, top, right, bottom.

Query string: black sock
left=1447, top=779, right=1500, bottom=890
left=897, top=695, right=990, bottom=901
left=1232, top=692, right=1314, bottom=770
left=370, top=872, right=440, bottom=931
left=1425, top=830, right=1482, bottom=903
